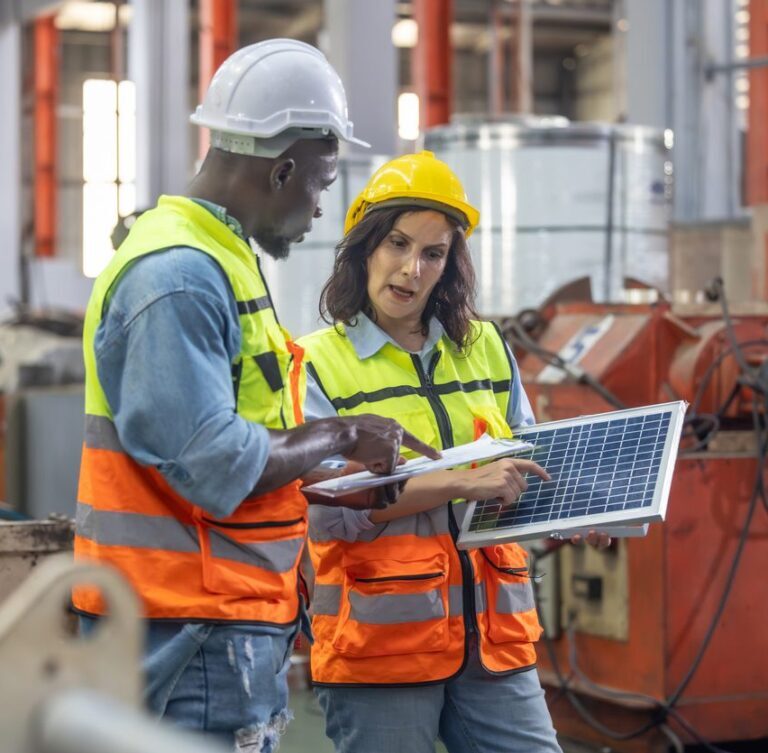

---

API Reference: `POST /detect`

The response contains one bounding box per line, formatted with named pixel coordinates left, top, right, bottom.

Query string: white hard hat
left=191, top=38, right=369, bottom=157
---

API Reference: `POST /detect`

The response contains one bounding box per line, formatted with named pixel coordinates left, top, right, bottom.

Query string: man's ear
left=270, top=158, right=296, bottom=191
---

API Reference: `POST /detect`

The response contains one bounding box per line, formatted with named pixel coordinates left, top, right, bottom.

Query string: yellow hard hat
left=344, top=150, right=480, bottom=237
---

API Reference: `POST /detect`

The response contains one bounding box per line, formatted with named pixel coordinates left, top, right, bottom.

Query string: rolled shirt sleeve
left=504, top=339, right=536, bottom=429
left=94, top=247, right=271, bottom=518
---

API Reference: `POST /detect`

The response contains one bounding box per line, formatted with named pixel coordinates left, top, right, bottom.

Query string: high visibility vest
left=298, top=322, right=542, bottom=686
left=74, top=196, right=307, bottom=624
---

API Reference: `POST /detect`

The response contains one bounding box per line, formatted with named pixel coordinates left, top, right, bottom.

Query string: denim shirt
left=94, top=200, right=271, bottom=519
left=305, top=313, right=535, bottom=541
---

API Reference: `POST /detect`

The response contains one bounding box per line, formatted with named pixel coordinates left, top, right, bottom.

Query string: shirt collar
left=345, top=312, right=446, bottom=361
left=190, top=198, right=246, bottom=241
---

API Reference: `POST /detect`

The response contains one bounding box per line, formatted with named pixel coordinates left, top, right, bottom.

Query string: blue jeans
left=314, top=637, right=562, bottom=753
left=81, top=617, right=299, bottom=752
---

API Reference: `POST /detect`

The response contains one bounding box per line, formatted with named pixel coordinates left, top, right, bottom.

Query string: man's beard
left=252, top=229, right=291, bottom=260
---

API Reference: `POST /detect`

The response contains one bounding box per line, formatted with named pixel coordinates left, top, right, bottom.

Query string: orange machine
left=502, top=281, right=768, bottom=752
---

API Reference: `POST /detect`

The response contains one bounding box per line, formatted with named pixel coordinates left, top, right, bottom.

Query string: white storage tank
left=423, top=117, right=673, bottom=316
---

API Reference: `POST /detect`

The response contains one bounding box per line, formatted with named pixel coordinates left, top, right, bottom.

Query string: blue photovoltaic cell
left=467, top=411, right=672, bottom=533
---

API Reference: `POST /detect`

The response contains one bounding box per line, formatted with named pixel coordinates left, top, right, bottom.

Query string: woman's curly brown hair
left=319, top=206, right=480, bottom=350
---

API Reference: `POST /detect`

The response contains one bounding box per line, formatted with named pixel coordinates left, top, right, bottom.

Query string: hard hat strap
left=364, top=197, right=469, bottom=231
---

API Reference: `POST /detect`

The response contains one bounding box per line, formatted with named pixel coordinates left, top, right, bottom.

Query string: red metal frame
left=198, top=0, right=238, bottom=156
left=748, top=0, right=768, bottom=206
left=34, top=14, right=58, bottom=258
left=413, top=0, right=453, bottom=129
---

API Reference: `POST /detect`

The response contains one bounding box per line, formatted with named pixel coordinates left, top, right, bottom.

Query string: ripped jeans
left=141, top=621, right=299, bottom=751
left=75, top=616, right=295, bottom=752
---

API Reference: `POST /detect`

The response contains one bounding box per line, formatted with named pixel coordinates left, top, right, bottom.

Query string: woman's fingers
left=508, top=459, right=551, bottom=482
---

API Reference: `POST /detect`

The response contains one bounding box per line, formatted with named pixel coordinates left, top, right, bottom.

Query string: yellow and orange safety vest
left=74, top=196, right=307, bottom=625
left=299, top=322, right=542, bottom=685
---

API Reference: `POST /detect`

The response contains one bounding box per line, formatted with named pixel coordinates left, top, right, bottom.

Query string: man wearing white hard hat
left=73, top=39, right=438, bottom=751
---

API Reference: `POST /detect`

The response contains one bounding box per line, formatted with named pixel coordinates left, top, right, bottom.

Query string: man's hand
left=341, top=414, right=441, bottom=474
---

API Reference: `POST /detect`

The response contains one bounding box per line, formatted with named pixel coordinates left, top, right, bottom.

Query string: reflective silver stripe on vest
left=448, top=584, right=464, bottom=617
left=77, top=503, right=302, bottom=573
left=496, top=581, right=535, bottom=614
left=349, top=588, right=445, bottom=625
left=312, top=584, right=342, bottom=616
left=84, top=415, right=124, bottom=452
left=208, top=531, right=303, bottom=573
left=76, top=503, right=198, bottom=553
left=314, top=583, right=463, bottom=619
left=475, top=582, right=487, bottom=614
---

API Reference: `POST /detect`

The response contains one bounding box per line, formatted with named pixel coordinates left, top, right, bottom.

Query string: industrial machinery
left=0, top=555, right=228, bottom=753
left=503, top=279, right=768, bottom=751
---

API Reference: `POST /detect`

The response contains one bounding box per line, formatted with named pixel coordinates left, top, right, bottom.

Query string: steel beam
left=625, top=0, right=741, bottom=222
left=413, top=0, right=452, bottom=128
left=34, top=13, right=58, bottom=258
left=128, top=0, right=190, bottom=208
left=323, top=0, right=397, bottom=154
left=0, top=11, right=21, bottom=312
left=198, top=0, right=237, bottom=157
left=748, top=0, right=768, bottom=205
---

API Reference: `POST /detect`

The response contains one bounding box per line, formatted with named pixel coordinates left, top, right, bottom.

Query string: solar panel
left=457, top=401, right=686, bottom=548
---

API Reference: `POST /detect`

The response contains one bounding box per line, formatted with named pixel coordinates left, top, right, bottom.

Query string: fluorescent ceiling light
left=55, top=1, right=132, bottom=32
left=392, top=19, right=418, bottom=48
left=398, top=92, right=419, bottom=141
left=82, top=79, right=136, bottom=278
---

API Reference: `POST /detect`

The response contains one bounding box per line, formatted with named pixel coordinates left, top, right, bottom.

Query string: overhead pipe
left=198, top=0, right=237, bottom=157
left=33, top=14, right=58, bottom=258
left=413, top=0, right=453, bottom=129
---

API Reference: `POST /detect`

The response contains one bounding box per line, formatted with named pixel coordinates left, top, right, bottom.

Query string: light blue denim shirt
left=94, top=200, right=271, bottom=519
left=305, top=312, right=535, bottom=540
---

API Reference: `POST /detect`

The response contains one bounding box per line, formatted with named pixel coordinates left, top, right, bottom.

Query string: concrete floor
left=280, top=687, right=601, bottom=753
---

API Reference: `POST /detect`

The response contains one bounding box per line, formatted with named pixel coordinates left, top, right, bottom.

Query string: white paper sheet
left=303, top=435, right=534, bottom=498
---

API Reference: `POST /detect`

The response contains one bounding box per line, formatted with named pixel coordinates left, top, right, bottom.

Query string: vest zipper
left=410, top=352, right=454, bottom=447
left=356, top=572, right=443, bottom=583
left=448, top=504, right=479, bottom=636
left=201, top=516, right=304, bottom=529
left=409, top=353, right=477, bottom=639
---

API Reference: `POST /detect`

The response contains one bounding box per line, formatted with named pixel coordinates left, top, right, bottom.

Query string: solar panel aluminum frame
left=457, top=401, right=687, bottom=549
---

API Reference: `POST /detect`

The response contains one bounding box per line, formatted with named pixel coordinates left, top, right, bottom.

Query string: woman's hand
left=569, top=530, right=612, bottom=549
left=454, top=458, right=551, bottom=506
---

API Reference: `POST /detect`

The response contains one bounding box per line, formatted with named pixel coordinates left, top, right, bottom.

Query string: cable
left=502, top=316, right=627, bottom=410
left=530, top=402, right=766, bottom=750
left=524, top=280, right=768, bottom=749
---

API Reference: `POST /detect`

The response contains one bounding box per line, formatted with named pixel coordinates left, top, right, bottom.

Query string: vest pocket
left=197, top=515, right=305, bottom=599
left=480, top=544, right=543, bottom=644
left=332, top=552, right=450, bottom=657
left=470, top=404, right=513, bottom=440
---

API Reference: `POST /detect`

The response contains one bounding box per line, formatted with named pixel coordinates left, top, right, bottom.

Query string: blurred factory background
left=0, top=1, right=767, bottom=752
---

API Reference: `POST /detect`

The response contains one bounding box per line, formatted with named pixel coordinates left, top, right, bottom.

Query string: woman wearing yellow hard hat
left=298, top=151, right=606, bottom=753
